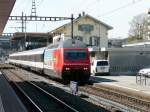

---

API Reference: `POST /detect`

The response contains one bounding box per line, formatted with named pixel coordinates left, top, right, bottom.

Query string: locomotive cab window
left=64, top=50, right=87, bottom=60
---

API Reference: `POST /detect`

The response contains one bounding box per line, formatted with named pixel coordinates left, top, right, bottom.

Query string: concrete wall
left=109, top=48, right=150, bottom=75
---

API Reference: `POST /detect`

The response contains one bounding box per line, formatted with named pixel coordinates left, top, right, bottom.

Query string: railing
left=136, top=73, right=150, bottom=86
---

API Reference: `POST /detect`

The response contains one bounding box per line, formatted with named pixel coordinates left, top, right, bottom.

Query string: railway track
left=2, top=70, right=79, bottom=112
left=2, top=69, right=108, bottom=112
left=79, top=84, right=150, bottom=112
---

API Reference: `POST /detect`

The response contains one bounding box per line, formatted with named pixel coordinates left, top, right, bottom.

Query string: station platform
left=0, top=72, right=27, bottom=112
left=90, top=75, right=150, bottom=96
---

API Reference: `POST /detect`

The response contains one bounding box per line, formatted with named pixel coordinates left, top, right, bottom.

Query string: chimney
left=78, top=13, right=81, bottom=18
left=82, top=11, right=85, bottom=16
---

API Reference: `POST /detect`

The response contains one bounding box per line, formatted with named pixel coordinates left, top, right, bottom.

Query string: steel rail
left=29, top=82, right=79, bottom=112
left=1, top=71, right=43, bottom=112
left=7, top=70, right=79, bottom=112
left=79, top=85, right=150, bottom=112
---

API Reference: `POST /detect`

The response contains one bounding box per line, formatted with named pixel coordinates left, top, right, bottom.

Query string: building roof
left=49, top=14, right=113, bottom=34
left=0, top=0, right=16, bottom=34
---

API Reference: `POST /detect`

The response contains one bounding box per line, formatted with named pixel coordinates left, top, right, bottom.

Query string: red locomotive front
left=61, top=48, right=90, bottom=81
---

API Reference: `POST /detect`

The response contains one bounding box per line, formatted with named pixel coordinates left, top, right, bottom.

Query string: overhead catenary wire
left=83, top=0, right=101, bottom=12
left=98, top=0, right=143, bottom=17
left=79, top=0, right=98, bottom=12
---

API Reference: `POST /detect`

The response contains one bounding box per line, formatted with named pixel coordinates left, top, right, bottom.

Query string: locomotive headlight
left=65, top=67, right=70, bottom=70
left=83, top=67, right=88, bottom=70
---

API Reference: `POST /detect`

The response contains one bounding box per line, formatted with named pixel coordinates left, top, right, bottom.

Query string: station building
left=49, top=14, right=113, bottom=60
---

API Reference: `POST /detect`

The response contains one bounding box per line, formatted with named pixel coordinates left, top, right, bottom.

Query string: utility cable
left=98, top=0, right=143, bottom=17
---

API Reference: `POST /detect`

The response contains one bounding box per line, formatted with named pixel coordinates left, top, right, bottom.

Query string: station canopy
left=0, top=0, right=16, bottom=35
left=12, top=32, right=51, bottom=40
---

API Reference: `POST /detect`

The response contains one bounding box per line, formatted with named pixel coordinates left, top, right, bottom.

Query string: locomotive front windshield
left=64, top=50, right=87, bottom=60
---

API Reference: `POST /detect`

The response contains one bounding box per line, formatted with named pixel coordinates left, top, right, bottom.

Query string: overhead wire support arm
left=9, top=16, right=72, bottom=21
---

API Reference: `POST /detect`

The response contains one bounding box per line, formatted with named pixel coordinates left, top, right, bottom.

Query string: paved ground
left=90, top=74, right=150, bottom=95
left=0, top=96, right=4, bottom=112
left=0, top=72, right=27, bottom=112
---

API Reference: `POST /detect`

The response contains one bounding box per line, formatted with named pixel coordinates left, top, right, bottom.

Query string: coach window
left=40, top=54, right=43, bottom=62
left=35, top=54, right=37, bottom=62
left=33, top=55, right=36, bottom=62
left=23, top=55, right=26, bottom=61
left=38, top=54, right=43, bottom=62
left=18, top=56, right=20, bottom=60
left=30, top=55, right=33, bottom=61
left=29, top=55, right=32, bottom=61
left=16, top=56, right=18, bottom=60
left=35, top=54, right=43, bottom=62
left=22, top=55, right=24, bottom=61
left=25, top=55, right=28, bottom=61
left=15, top=56, right=17, bottom=60
left=34, top=54, right=37, bottom=62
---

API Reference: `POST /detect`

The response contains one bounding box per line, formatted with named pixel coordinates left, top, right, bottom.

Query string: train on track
left=9, top=39, right=91, bottom=82
left=122, top=42, right=150, bottom=48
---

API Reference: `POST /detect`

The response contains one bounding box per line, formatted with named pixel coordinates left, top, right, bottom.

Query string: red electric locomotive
left=43, top=39, right=91, bottom=81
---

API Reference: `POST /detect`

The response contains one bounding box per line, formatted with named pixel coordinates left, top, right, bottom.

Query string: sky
left=3, top=0, right=150, bottom=39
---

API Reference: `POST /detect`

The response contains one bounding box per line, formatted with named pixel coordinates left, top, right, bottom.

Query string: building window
left=89, top=36, right=100, bottom=46
left=78, top=24, right=94, bottom=32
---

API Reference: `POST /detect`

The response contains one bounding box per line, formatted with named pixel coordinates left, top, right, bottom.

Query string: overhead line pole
left=71, top=14, right=74, bottom=40
left=21, top=12, right=24, bottom=32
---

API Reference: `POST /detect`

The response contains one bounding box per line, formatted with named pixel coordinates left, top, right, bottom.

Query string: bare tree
left=128, top=13, right=148, bottom=41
